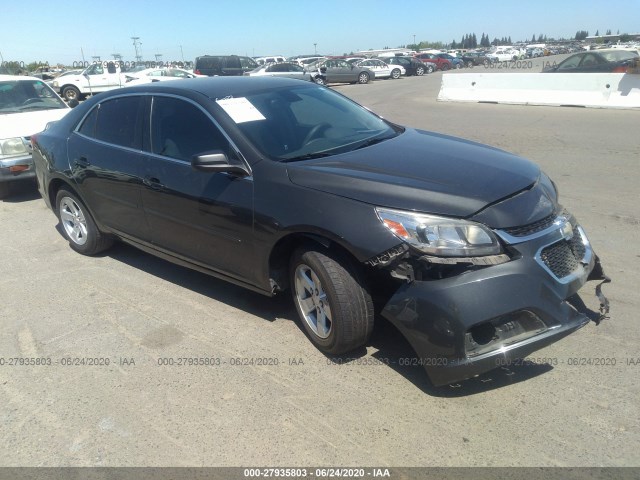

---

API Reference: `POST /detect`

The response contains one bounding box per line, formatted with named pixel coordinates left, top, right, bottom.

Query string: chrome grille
left=503, top=213, right=557, bottom=237
left=503, top=209, right=571, bottom=238
left=569, top=226, right=586, bottom=260
left=540, top=241, right=580, bottom=279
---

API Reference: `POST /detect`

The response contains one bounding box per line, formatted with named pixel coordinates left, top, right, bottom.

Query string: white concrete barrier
left=437, top=73, right=640, bottom=109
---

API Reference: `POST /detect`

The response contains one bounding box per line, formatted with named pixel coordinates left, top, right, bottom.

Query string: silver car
left=244, top=62, right=313, bottom=81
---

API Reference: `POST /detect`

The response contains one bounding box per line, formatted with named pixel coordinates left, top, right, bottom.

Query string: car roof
left=0, top=74, right=44, bottom=81
left=108, top=76, right=311, bottom=99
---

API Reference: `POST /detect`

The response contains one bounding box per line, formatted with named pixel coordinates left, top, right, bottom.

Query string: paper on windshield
left=216, top=97, right=265, bottom=123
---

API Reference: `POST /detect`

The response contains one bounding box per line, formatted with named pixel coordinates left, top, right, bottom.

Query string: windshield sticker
left=216, top=97, right=265, bottom=123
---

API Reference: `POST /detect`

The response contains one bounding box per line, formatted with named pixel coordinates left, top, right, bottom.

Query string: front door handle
left=143, top=176, right=165, bottom=190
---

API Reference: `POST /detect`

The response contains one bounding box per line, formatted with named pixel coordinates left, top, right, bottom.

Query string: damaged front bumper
left=380, top=210, right=609, bottom=386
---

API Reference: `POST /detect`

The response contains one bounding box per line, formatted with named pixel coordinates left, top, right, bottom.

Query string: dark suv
left=194, top=55, right=258, bottom=76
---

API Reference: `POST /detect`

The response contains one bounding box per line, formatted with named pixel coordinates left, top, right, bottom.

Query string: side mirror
left=191, top=151, right=250, bottom=176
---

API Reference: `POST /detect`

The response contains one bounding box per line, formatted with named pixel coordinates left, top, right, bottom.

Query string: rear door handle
left=143, top=176, right=165, bottom=190
left=74, top=157, right=90, bottom=168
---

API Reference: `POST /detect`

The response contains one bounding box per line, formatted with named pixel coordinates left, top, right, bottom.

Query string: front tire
left=62, top=86, right=81, bottom=102
left=390, top=68, right=401, bottom=79
left=313, top=75, right=326, bottom=85
left=56, top=189, right=113, bottom=255
left=415, top=65, right=425, bottom=76
left=290, top=248, right=374, bottom=355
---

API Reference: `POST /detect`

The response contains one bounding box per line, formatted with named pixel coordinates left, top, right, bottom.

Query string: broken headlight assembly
left=376, top=207, right=502, bottom=257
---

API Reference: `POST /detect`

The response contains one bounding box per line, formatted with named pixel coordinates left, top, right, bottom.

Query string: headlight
left=0, top=138, right=28, bottom=158
left=376, top=207, right=502, bottom=257
left=52, top=81, right=59, bottom=87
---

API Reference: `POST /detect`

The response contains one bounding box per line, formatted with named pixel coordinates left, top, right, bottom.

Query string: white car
left=244, top=62, right=313, bottom=81
left=488, top=47, right=525, bottom=62
left=353, top=58, right=405, bottom=79
left=124, top=68, right=204, bottom=86
left=0, top=75, right=72, bottom=198
left=254, top=56, right=287, bottom=65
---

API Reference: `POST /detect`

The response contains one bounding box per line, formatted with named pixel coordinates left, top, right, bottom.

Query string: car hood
left=0, top=108, right=70, bottom=138
left=287, top=128, right=547, bottom=227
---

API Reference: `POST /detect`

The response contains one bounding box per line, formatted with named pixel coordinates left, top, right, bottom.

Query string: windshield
left=600, top=50, right=639, bottom=62
left=0, top=79, right=67, bottom=114
left=230, top=84, right=401, bottom=161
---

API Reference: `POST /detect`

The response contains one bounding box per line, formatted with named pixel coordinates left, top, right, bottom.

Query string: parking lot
left=1, top=71, right=639, bottom=467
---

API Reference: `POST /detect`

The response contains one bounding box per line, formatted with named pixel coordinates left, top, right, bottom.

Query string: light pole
left=413, top=34, right=416, bottom=47
left=314, top=43, right=317, bottom=55
left=131, top=36, right=142, bottom=63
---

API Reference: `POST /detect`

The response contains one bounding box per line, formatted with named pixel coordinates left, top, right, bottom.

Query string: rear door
left=140, top=95, right=255, bottom=281
left=68, top=94, right=149, bottom=240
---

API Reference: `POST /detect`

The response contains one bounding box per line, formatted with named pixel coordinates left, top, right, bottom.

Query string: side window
left=78, top=106, right=99, bottom=137
left=558, top=55, right=582, bottom=70
left=151, top=96, right=230, bottom=162
left=93, top=96, right=142, bottom=149
left=579, top=54, right=601, bottom=67
left=86, top=63, right=104, bottom=75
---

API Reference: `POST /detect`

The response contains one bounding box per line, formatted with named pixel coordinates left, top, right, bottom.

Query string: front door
left=140, top=95, right=255, bottom=282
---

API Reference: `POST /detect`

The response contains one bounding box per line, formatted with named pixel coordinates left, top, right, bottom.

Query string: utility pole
left=131, top=37, right=142, bottom=62
left=155, top=53, right=162, bottom=65
left=314, top=43, right=317, bottom=55
left=179, top=45, right=184, bottom=62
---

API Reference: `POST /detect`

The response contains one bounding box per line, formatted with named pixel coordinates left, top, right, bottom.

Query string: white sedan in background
left=352, top=58, right=405, bottom=79
left=124, top=68, right=204, bottom=86
left=244, top=62, right=313, bottom=81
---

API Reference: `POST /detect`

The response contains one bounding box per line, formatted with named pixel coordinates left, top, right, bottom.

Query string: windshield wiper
left=353, top=134, right=395, bottom=151
left=281, top=152, right=334, bottom=162
left=18, top=104, right=59, bottom=111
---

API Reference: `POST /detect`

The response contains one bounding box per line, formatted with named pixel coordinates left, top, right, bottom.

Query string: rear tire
left=55, top=189, right=113, bottom=255
left=0, top=183, right=9, bottom=200
left=313, top=75, right=326, bottom=85
left=426, top=64, right=435, bottom=73
left=290, top=247, right=374, bottom=355
left=358, top=72, right=370, bottom=84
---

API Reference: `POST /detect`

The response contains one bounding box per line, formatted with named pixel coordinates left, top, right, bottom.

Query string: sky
left=2, top=0, right=639, bottom=66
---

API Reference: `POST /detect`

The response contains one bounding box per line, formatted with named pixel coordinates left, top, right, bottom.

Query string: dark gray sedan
left=544, top=49, right=639, bottom=73
left=32, top=77, right=609, bottom=386
left=306, top=59, right=374, bottom=85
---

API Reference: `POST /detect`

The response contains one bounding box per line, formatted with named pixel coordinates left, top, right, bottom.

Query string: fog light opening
left=469, top=323, right=496, bottom=345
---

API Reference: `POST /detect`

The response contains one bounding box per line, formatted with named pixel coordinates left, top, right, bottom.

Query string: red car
left=413, top=53, right=452, bottom=71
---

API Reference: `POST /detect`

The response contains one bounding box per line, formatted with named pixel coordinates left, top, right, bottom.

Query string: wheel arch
left=268, top=231, right=365, bottom=294
left=46, top=177, right=104, bottom=230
